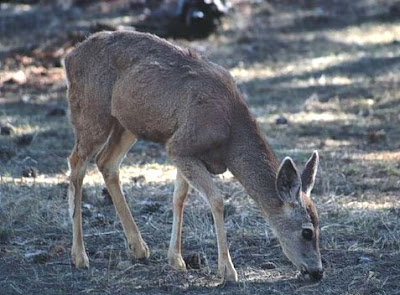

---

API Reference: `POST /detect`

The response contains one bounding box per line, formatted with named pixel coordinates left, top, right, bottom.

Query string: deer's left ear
left=276, top=157, right=302, bottom=204
left=301, top=151, right=319, bottom=195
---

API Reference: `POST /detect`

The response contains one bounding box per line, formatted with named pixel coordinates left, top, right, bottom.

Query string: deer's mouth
left=300, top=265, right=324, bottom=282
left=299, top=265, right=310, bottom=280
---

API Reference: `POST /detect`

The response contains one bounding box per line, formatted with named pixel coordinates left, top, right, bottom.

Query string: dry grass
left=1, top=0, right=400, bottom=294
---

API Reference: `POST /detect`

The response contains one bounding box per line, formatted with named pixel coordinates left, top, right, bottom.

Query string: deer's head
left=271, top=151, right=323, bottom=281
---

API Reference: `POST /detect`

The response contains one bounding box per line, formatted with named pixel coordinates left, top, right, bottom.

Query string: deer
left=63, top=30, right=324, bottom=282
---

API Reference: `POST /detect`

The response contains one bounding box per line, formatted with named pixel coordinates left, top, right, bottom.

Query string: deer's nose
left=309, top=269, right=324, bottom=281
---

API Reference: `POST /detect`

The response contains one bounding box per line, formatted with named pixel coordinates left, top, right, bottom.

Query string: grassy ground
left=1, top=0, right=400, bottom=294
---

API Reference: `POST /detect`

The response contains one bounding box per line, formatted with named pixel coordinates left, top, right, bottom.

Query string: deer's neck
left=226, top=109, right=283, bottom=215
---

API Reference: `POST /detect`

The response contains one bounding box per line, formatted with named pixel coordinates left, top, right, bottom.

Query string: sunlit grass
left=342, top=200, right=399, bottom=211
left=326, top=23, right=400, bottom=45
left=258, top=111, right=357, bottom=124
left=1, top=162, right=237, bottom=188
left=351, top=151, right=400, bottom=162
left=230, top=53, right=355, bottom=83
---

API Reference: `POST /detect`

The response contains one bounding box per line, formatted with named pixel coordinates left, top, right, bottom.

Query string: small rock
left=92, top=213, right=110, bottom=226
left=21, top=167, right=38, bottom=178
left=366, top=130, right=386, bottom=143
left=275, top=116, right=288, bottom=125
left=82, top=203, right=93, bottom=218
left=47, top=107, right=66, bottom=116
left=22, top=95, right=31, bottom=103
left=184, top=253, right=204, bottom=269
left=261, top=261, right=277, bottom=269
left=25, top=250, right=51, bottom=264
left=16, top=134, right=33, bottom=146
left=358, top=256, right=373, bottom=264
left=358, top=108, right=371, bottom=117
left=50, top=245, right=66, bottom=256
left=95, top=212, right=106, bottom=219
left=0, top=123, right=15, bottom=135
left=132, top=175, right=146, bottom=183
left=93, top=251, right=105, bottom=259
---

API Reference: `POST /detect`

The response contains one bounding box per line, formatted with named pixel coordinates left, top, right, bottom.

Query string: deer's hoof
left=219, top=262, right=238, bottom=282
left=129, top=240, right=150, bottom=259
left=168, top=253, right=187, bottom=270
left=71, top=249, right=89, bottom=268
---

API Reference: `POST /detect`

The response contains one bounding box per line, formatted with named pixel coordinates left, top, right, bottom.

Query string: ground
left=1, top=0, right=400, bottom=294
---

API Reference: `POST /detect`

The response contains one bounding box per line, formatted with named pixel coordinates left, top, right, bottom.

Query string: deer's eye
left=302, top=228, right=313, bottom=241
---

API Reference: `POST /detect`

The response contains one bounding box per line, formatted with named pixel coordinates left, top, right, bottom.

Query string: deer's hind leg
left=69, top=134, right=109, bottom=268
left=96, top=123, right=149, bottom=259
left=67, top=78, right=118, bottom=267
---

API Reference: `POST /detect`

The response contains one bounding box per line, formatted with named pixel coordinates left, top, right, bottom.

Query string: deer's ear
left=301, top=151, right=319, bottom=195
left=276, top=157, right=302, bottom=204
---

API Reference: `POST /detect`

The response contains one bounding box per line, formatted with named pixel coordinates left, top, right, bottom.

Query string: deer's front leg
left=170, top=156, right=238, bottom=282
left=208, top=195, right=238, bottom=281
left=168, top=170, right=189, bottom=269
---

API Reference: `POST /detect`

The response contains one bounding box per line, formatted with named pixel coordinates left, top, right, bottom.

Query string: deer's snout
left=309, top=269, right=324, bottom=281
left=301, top=265, right=324, bottom=281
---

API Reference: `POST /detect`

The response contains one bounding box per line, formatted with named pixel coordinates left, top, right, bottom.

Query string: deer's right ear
left=301, top=150, right=319, bottom=195
left=276, top=157, right=302, bottom=204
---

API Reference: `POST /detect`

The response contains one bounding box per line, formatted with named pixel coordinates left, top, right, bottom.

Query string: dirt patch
left=1, top=0, right=400, bottom=294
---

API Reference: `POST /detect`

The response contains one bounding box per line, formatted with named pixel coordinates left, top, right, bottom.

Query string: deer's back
left=64, top=31, right=240, bottom=145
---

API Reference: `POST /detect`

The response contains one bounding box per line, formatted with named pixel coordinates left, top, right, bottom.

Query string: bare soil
left=1, top=0, right=400, bottom=294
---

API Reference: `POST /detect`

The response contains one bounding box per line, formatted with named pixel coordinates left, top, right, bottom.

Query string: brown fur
left=64, top=30, right=323, bottom=282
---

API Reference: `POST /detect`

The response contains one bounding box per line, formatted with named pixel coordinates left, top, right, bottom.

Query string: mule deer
left=63, top=31, right=323, bottom=282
